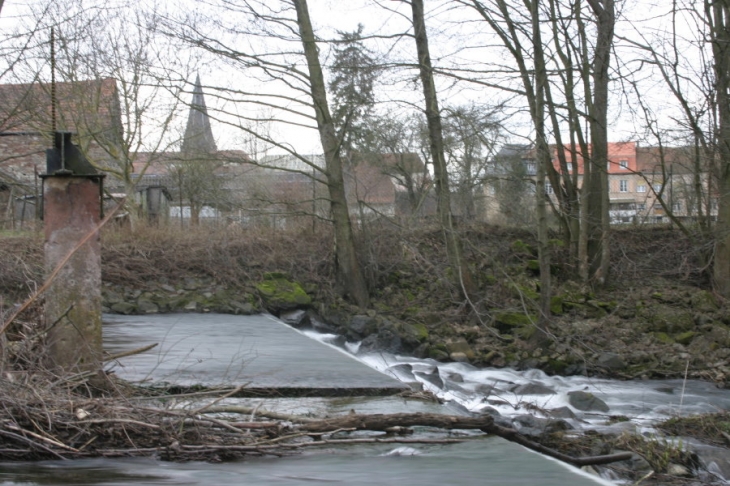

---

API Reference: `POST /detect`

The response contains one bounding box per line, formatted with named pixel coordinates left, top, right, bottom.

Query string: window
left=566, top=162, right=573, bottom=172
left=619, top=180, right=628, bottom=192
left=525, top=161, right=536, bottom=175
left=545, top=182, right=554, bottom=195
left=637, top=184, right=647, bottom=193
left=619, top=160, right=629, bottom=170
left=672, top=202, right=682, bottom=212
left=607, top=161, right=612, bottom=171
left=637, top=203, right=646, bottom=211
left=653, top=183, right=662, bottom=193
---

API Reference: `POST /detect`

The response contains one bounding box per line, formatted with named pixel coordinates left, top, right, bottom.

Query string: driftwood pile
left=0, top=371, right=632, bottom=467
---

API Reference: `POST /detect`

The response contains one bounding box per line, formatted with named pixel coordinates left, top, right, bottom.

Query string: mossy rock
left=674, top=331, right=697, bottom=345
left=641, top=305, right=695, bottom=334
left=255, top=276, right=311, bottom=313
left=407, top=322, right=429, bottom=342
left=545, top=358, right=570, bottom=374
left=550, top=296, right=564, bottom=315
left=494, top=312, right=537, bottom=334
left=509, top=283, right=539, bottom=301
left=511, top=240, right=536, bottom=257
left=428, top=347, right=450, bottom=361
left=445, top=338, right=476, bottom=360
left=653, top=332, right=675, bottom=344
left=690, top=290, right=719, bottom=313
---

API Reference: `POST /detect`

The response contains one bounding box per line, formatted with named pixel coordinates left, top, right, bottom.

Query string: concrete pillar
left=43, top=175, right=103, bottom=372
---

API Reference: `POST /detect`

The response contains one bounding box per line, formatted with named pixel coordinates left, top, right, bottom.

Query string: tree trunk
left=709, top=0, right=730, bottom=297
left=529, top=0, right=553, bottom=329
left=410, top=0, right=477, bottom=301
left=585, top=0, right=615, bottom=286
left=293, top=0, right=370, bottom=308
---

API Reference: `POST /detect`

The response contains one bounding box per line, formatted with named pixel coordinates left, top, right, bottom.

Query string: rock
left=445, top=339, right=475, bottom=360
left=510, top=383, right=556, bottom=395
left=621, top=452, right=653, bottom=476
left=414, top=368, right=444, bottom=389
left=567, top=390, right=610, bottom=412
left=546, top=406, right=577, bottom=420
left=427, top=347, right=450, bottom=361
left=564, top=362, right=587, bottom=376
left=666, top=463, right=692, bottom=477
left=510, top=415, right=572, bottom=437
left=348, top=315, right=377, bottom=337
left=493, top=312, right=538, bottom=334
left=230, top=301, right=254, bottom=315
left=136, top=299, right=159, bottom=314
left=160, top=284, right=177, bottom=293
left=324, top=335, right=347, bottom=348
left=387, top=364, right=415, bottom=381
left=450, top=352, right=470, bottom=363
left=311, top=317, right=338, bottom=334
left=674, top=331, right=697, bottom=345
left=358, top=328, right=402, bottom=354
left=183, top=278, right=203, bottom=291
left=691, top=290, right=719, bottom=313
left=641, top=305, right=695, bottom=334
left=692, top=443, right=730, bottom=481
left=184, top=301, right=197, bottom=311
left=280, top=310, right=310, bottom=328
left=597, top=352, right=626, bottom=371
left=103, top=290, right=123, bottom=304
left=445, top=372, right=464, bottom=383
left=255, top=274, right=311, bottom=314
left=110, top=302, right=137, bottom=315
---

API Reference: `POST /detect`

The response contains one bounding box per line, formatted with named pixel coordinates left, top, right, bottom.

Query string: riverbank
left=1, top=223, right=729, bottom=484
left=3, top=223, right=726, bottom=385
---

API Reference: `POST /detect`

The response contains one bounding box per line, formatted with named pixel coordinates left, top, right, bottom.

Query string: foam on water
left=303, top=331, right=730, bottom=430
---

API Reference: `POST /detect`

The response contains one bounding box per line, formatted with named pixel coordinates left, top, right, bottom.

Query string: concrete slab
left=103, top=313, right=407, bottom=396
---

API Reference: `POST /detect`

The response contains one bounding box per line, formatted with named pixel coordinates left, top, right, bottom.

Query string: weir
left=103, top=313, right=409, bottom=396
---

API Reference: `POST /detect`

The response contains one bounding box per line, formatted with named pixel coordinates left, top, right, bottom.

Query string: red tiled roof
left=0, top=78, right=121, bottom=138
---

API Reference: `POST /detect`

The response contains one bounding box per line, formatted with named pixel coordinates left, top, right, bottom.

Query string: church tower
left=181, top=75, right=217, bottom=155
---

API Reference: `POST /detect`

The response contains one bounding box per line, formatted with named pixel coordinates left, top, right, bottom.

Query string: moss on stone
left=410, top=322, right=429, bottom=341
left=654, top=332, right=675, bottom=344
left=255, top=276, right=311, bottom=313
left=550, top=296, right=564, bottom=315
left=509, top=283, right=539, bottom=301
left=511, top=240, right=536, bottom=257
left=674, top=331, right=697, bottom=345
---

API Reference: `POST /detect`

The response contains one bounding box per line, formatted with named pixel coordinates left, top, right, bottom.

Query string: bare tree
left=160, top=0, right=370, bottom=307
left=407, top=0, right=478, bottom=301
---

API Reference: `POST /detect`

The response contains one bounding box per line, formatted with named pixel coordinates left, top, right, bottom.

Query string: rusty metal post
left=42, top=132, right=104, bottom=373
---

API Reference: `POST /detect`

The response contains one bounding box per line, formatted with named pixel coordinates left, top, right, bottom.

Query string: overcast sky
left=0, top=0, right=709, bottom=157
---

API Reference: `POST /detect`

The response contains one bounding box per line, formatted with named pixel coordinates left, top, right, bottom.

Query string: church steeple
left=181, top=75, right=217, bottom=154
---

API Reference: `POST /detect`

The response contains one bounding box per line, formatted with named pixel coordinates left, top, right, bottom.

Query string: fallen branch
left=104, top=343, right=158, bottom=362
left=297, top=412, right=633, bottom=467
left=296, top=412, right=492, bottom=433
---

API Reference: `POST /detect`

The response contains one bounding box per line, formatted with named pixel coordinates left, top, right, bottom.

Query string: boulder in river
left=567, top=390, right=610, bottom=412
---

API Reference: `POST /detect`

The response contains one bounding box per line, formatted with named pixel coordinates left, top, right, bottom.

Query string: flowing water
left=1, top=313, right=728, bottom=485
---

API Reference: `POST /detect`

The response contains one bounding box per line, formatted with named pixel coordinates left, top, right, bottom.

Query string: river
left=1, top=313, right=728, bottom=485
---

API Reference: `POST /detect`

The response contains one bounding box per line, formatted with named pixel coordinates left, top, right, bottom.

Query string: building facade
left=485, top=142, right=716, bottom=226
